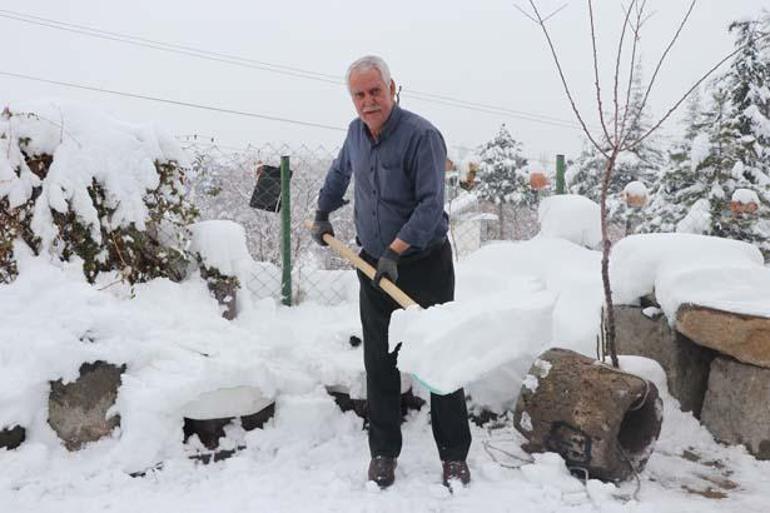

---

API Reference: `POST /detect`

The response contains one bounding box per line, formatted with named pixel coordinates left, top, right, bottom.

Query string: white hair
left=345, top=55, right=392, bottom=91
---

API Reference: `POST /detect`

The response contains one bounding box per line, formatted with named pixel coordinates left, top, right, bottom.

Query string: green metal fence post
left=556, top=154, right=566, bottom=194
left=280, top=155, right=292, bottom=306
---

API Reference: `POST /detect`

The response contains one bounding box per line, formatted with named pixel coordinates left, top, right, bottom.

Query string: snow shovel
left=305, top=221, right=449, bottom=394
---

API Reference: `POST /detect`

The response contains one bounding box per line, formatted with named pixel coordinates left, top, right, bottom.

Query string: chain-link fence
left=181, top=137, right=770, bottom=307
left=182, top=138, right=527, bottom=305
left=183, top=138, right=359, bottom=305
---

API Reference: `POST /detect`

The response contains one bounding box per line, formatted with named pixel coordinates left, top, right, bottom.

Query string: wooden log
left=676, top=304, right=770, bottom=369
left=514, top=348, right=663, bottom=482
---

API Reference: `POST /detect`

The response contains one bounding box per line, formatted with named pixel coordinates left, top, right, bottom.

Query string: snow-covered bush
left=0, top=102, right=198, bottom=284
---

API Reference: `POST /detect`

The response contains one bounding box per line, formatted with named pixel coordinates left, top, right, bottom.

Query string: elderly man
left=311, top=55, right=471, bottom=488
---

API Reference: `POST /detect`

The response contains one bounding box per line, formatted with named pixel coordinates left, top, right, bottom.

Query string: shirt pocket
left=378, top=160, right=413, bottom=205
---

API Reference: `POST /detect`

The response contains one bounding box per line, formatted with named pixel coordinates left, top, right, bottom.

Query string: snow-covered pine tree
left=568, top=63, right=664, bottom=225
left=639, top=89, right=708, bottom=233
left=474, top=124, right=530, bottom=239
left=649, top=16, right=770, bottom=256
left=709, top=16, right=770, bottom=255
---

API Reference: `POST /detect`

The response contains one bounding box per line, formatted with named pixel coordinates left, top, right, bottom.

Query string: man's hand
left=373, top=247, right=400, bottom=288
left=311, top=210, right=334, bottom=246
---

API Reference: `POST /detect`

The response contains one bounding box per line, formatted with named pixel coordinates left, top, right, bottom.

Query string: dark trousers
left=357, top=239, right=471, bottom=462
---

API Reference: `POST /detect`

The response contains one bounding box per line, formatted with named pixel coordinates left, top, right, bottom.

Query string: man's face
left=348, top=68, right=396, bottom=137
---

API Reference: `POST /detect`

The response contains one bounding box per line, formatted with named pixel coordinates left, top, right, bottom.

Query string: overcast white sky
left=0, top=0, right=766, bottom=166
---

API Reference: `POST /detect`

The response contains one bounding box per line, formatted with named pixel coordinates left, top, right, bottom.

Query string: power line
left=0, top=69, right=566, bottom=163
left=0, top=70, right=347, bottom=132
left=0, top=8, right=584, bottom=131
left=178, top=135, right=558, bottom=167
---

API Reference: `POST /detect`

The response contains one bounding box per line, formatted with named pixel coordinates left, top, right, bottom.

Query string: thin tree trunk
left=600, top=149, right=620, bottom=368
left=498, top=201, right=504, bottom=239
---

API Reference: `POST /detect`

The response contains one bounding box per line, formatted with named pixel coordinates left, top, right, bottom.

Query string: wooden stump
left=514, top=348, right=663, bottom=482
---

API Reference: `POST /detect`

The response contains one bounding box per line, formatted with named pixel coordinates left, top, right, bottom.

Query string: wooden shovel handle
left=304, top=220, right=418, bottom=309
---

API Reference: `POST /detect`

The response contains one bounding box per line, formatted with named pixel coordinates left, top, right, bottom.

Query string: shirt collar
left=366, top=104, right=402, bottom=144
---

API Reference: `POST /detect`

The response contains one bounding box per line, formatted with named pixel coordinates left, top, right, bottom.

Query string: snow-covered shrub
left=0, top=102, right=198, bottom=284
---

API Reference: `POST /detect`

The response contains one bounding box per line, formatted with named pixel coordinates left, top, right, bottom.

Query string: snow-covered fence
left=183, top=139, right=356, bottom=305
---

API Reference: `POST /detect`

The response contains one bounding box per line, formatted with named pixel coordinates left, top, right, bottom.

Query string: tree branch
left=624, top=31, right=770, bottom=151
left=622, top=0, right=696, bottom=148
left=527, top=0, right=609, bottom=158
left=618, top=0, right=645, bottom=145
left=588, top=0, right=614, bottom=146
left=613, top=1, right=638, bottom=142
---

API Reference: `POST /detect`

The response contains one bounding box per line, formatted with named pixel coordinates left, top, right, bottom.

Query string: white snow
left=676, top=198, right=711, bottom=234
left=389, top=279, right=555, bottom=395
left=189, top=220, right=252, bottom=277
left=690, top=132, right=711, bottom=169
left=624, top=180, right=649, bottom=199
left=536, top=194, right=602, bottom=248
left=731, top=188, right=760, bottom=205
left=1, top=100, right=186, bottom=253
left=3, top=229, right=770, bottom=512
left=522, top=374, right=539, bottom=393
left=611, top=233, right=770, bottom=319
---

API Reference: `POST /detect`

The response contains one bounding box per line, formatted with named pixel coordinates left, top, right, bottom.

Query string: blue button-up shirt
left=317, top=105, right=449, bottom=259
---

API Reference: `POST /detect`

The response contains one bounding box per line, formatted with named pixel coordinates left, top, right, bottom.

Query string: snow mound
left=189, top=220, right=252, bottom=277
left=389, top=237, right=603, bottom=404
left=731, top=188, right=759, bottom=205
left=537, top=194, right=601, bottom=248
left=611, top=233, right=769, bottom=320
left=624, top=180, right=649, bottom=199
left=390, top=280, right=555, bottom=395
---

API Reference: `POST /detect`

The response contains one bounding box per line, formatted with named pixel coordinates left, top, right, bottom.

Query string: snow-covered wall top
left=537, top=194, right=601, bottom=248
left=610, top=233, right=769, bottom=319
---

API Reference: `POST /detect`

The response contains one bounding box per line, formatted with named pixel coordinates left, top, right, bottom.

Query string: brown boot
left=442, top=460, right=471, bottom=487
left=368, top=456, right=397, bottom=488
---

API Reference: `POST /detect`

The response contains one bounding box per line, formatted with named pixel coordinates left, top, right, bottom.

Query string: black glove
left=311, top=210, right=334, bottom=246
left=373, top=247, right=400, bottom=288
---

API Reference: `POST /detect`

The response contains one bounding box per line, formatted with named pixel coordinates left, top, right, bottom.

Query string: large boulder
left=676, top=305, right=770, bottom=369
left=48, top=361, right=125, bottom=450
left=514, top=348, right=662, bottom=482
left=614, top=305, right=716, bottom=417
left=701, top=356, right=770, bottom=460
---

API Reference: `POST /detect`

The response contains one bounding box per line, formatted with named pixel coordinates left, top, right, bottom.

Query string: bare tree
left=523, top=0, right=768, bottom=367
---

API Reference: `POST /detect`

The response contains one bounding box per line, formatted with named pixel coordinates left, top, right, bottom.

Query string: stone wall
left=615, top=303, right=770, bottom=460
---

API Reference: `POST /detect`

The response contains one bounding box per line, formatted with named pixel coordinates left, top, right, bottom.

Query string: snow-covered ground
left=3, top=235, right=770, bottom=512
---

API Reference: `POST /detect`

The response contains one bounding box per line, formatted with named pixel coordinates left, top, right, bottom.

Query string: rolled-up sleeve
left=317, top=134, right=352, bottom=213
left=396, top=128, right=447, bottom=248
